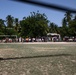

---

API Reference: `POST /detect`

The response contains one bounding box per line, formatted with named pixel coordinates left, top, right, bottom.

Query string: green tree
left=6, top=15, right=14, bottom=28
left=69, top=17, right=76, bottom=37
left=14, top=18, right=20, bottom=33
left=0, top=19, right=5, bottom=35
left=62, top=17, right=67, bottom=28
left=49, top=22, right=59, bottom=33
left=0, top=19, right=5, bottom=28
left=61, top=17, right=69, bottom=37
left=65, top=11, right=72, bottom=23
left=20, top=11, right=49, bottom=38
left=62, top=12, right=76, bottom=37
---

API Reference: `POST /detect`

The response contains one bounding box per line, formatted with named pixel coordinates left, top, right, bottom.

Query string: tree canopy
left=20, top=11, right=49, bottom=38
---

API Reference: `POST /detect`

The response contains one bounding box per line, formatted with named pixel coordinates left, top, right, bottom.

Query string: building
left=47, top=33, right=61, bottom=42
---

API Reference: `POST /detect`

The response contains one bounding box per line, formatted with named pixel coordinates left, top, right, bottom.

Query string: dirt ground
left=0, top=42, right=76, bottom=75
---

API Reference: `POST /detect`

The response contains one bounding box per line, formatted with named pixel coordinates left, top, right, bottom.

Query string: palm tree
left=6, top=15, right=14, bottom=28
left=62, top=17, right=67, bottom=27
left=64, top=11, right=72, bottom=25
left=0, top=19, right=5, bottom=28
left=14, top=18, right=19, bottom=31
left=0, top=19, right=5, bottom=35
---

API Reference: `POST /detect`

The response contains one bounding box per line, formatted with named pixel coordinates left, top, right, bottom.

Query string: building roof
left=47, top=33, right=59, bottom=36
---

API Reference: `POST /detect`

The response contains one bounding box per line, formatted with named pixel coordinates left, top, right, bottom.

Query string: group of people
left=0, top=37, right=47, bottom=43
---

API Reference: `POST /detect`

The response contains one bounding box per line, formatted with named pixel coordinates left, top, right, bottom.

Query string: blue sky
left=0, top=0, right=76, bottom=26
